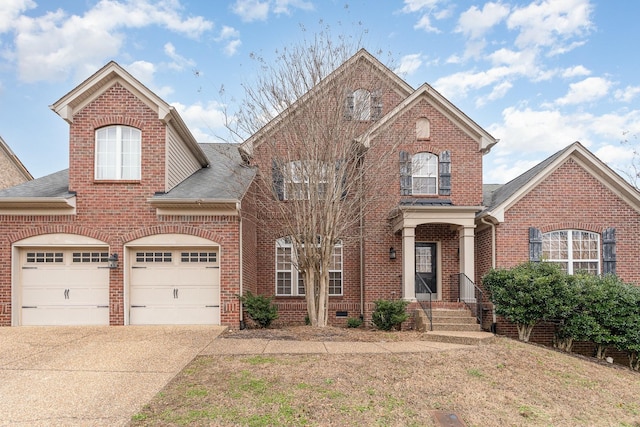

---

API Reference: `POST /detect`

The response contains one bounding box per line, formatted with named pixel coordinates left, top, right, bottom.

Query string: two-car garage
left=13, top=234, right=221, bottom=326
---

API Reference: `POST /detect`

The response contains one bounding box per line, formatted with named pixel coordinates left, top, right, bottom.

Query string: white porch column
left=402, top=226, right=416, bottom=301
left=459, top=225, right=476, bottom=302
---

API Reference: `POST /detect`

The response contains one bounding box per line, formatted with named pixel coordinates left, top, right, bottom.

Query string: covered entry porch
left=390, top=203, right=481, bottom=303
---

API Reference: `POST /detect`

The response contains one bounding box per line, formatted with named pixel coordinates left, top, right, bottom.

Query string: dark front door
left=415, top=242, right=437, bottom=300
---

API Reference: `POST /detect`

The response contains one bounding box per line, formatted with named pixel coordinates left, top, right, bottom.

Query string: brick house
left=1, top=50, right=639, bottom=329
left=0, top=136, right=32, bottom=189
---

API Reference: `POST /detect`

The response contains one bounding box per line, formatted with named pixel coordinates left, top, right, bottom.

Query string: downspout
left=359, top=157, right=365, bottom=321
left=480, top=216, right=497, bottom=333
left=239, top=205, right=245, bottom=329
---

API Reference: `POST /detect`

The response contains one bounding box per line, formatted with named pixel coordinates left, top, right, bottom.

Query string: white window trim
left=283, top=160, right=329, bottom=200
left=542, top=230, right=600, bottom=275
left=275, top=237, right=343, bottom=296
left=95, top=125, right=141, bottom=180
left=412, top=152, right=438, bottom=195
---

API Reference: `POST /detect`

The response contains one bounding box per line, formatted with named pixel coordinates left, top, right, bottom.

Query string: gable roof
left=358, top=83, right=498, bottom=154
left=50, top=61, right=208, bottom=166
left=0, top=135, right=33, bottom=182
left=481, top=141, right=640, bottom=222
left=239, top=48, right=414, bottom=158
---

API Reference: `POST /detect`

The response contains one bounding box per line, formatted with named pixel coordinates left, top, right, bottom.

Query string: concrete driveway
left=0, top=325, right=225, bottom=427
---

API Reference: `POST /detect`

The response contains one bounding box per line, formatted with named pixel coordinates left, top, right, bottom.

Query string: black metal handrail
left=452, top=273, right=484, bottom=326
left=415, top=273, right=433, bottom=331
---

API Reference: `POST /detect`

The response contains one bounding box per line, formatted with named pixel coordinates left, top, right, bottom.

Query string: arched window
left=542, top=230, right=600, bottom=274
left=95, top=125, right=141, bottom=180
left=411, top=152, right=438, bottom=195
left=352, top=89, right=371, bottom=121
left=275, top=237, right=343, bottom=296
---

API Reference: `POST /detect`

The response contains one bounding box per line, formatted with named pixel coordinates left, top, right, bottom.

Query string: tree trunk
left=595, top=344, right=607, bottom=360
left=517, top=324, right=534, bottom=342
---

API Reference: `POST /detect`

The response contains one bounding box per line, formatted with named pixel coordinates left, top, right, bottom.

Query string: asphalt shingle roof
left=0, top=143, right=255, bottom=202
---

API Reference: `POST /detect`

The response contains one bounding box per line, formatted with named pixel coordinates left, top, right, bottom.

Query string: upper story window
left=284, top=160, right=329, bottom=200
left=95, top=125, right=141, bottom=180
left=412, top=152, right=438, bottom=195
left=344, top=88, right=382, bottom=121
left=275, top=237, right=343, bottom=296
left=542, top=230, right=600, bottom=274
left=400, top=150, right=451, bottom=197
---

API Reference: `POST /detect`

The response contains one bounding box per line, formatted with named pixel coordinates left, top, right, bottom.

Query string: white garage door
left=20, top=248, right=110, bottom=326
left=129, top=249, right=220, bottom=325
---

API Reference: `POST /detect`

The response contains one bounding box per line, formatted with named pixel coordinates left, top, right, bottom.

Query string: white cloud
left=216, top=25, right=241, bottom=56
left=273, top=0, right=314, bottom=15
left=456, top=2, right=510, bottom=39
left=171, top=101, right=228, bottom=142
left=554, top=76, right=611, bottom=106
left=224, top=39, right=242, bottom=56
left=11, top=0, right=213, bottom=83
left=615, top=85, right=640, bottom=103
left=485, top=106, right=640, bottom=183
left=0, top=0, right=35, bottom=33
left=401, top=0, right=449, bottom=33
left=125, top=60, right=173, bottom=98
left=507, top=0, right=593, bottom=51
left=394, top=54, right=423, bottom=76
left=401, top=0, right=442, bottom=13
left=164, top=42, right=195, bottom=71
left=562, top=65, right=590, bottom=78
left=231, top=0, right=270, bottom=22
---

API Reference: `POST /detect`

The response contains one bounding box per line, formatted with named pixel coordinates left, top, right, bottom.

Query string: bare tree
left=232, top=31, right=402, bottom=327
left=621, top=131, right=640, bottom=190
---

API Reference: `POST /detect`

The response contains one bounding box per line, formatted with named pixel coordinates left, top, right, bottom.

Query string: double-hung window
left=411, top=152, right=438, bottom=195
left=95, top=125, right=141, bottom=180
left=275, top=237, right=343, bottom=296
left=542, top=230, right=600, bottom=274
left=284, top=161, right=329, bottom=200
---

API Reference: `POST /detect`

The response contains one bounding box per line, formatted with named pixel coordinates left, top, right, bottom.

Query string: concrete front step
left=423, top=330, right=496, bottom=346
left=430, top=309, right=474, bottom=317
left=431, top=316, right=478, bottom=324
left=431, top=323, right=481, bottom=332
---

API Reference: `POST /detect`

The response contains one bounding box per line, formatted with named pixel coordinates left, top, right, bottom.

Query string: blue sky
left=1, top=0, right=639, bottom=184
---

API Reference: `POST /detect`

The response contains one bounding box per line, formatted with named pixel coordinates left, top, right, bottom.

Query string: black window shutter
left=335, top=159, right=347, bottom=200
left=399, top=151, right=412, bottom=196
left=344, top=90, right=354, bottom=120
left=529, top=227, right=542, bottom=262
left=439, top=150, right=451, bottom=196
left=371, top=89, right=382, bottom=120
left=272, top=159, right=285, bottom=201
left=602, top=227, right=616, bottom=275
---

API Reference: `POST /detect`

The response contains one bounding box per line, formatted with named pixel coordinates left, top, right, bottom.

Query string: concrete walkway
left=202, top=337, right=477, bottom=355
left=0, top=325, right=225, bottom=427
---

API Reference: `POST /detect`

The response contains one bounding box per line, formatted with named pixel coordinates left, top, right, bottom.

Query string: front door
left=415, top=242, right=436, bottom=300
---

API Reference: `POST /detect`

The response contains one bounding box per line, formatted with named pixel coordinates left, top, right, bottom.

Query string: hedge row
left=483, top=262, right=640, bottom=370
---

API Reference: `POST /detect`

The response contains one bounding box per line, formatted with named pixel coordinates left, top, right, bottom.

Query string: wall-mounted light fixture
left=107, top=253, right=119, bottom=269
left=389, top=247, right=396, bottom=260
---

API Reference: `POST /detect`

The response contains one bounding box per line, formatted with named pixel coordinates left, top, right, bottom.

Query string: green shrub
left=346, top=317, right=363, bottom=328
left=238, top=291, right=279, bottom=328
left=371, top=299, right=409, bottom=331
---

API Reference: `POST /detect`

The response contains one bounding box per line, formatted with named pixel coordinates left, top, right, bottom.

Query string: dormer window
left=95, top=125, right=141, bottom=180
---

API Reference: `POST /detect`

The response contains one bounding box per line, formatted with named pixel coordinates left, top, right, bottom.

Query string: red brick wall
left=492, top=158, right=640, bottom=284
left=0, top=84, right=243, bottom=326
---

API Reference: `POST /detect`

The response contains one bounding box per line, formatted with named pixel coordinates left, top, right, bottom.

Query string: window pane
left=329, top=272, right=342, bottom=295
left=95, top=126, right=141, bottom=180
left=543, top=230, right=599, bottom=275
left=277, top=272, right=292, bottom=295
left=412, top=153, right=438, bottom=195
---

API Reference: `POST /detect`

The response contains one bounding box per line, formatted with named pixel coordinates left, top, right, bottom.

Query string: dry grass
left=130, top=327, right=640, bottom=426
